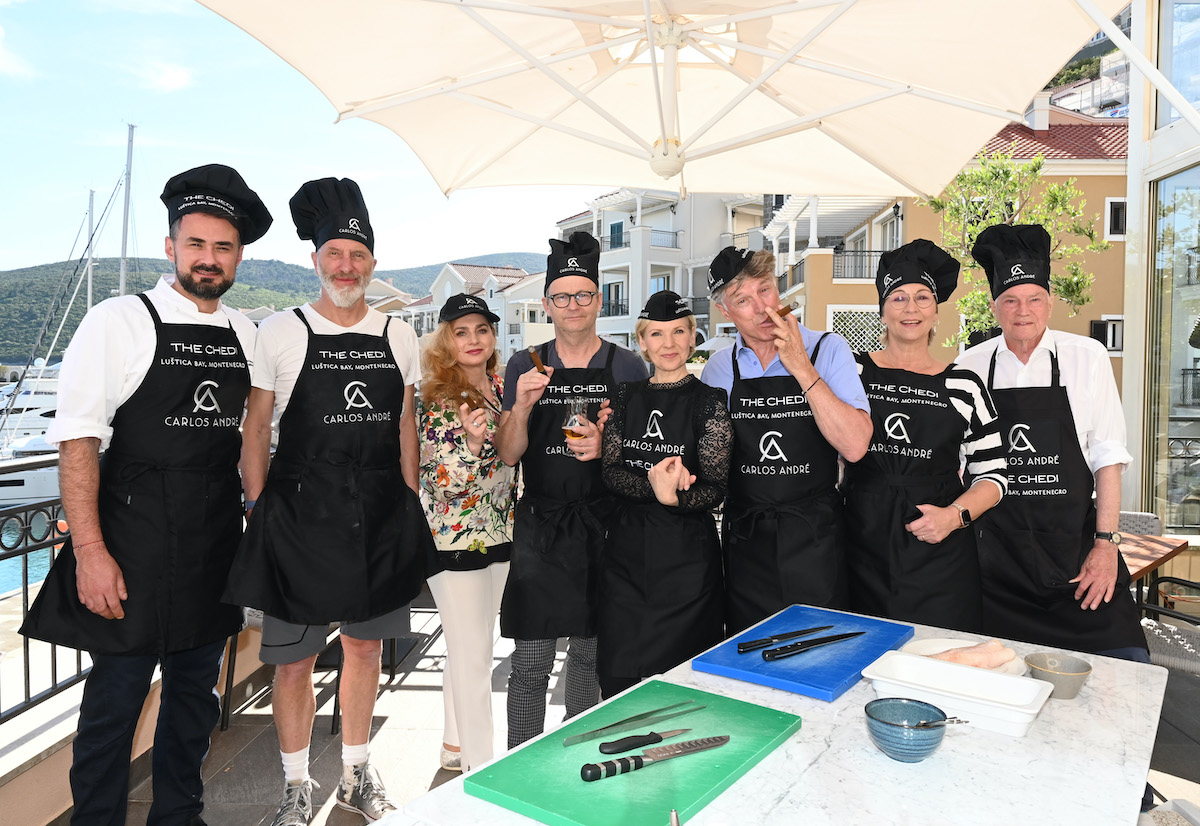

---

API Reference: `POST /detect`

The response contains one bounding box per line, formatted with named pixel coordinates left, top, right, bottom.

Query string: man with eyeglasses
left=496, top=230, right=647, bottom=747
left=701, top=247, right=871, bottom=634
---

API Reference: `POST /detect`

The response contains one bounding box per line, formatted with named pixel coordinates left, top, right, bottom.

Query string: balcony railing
left=600, top=234, right=630, bottom=251
left=600, top=300, right=629, bottom=318
left=833, top=249, right=884, bottom=280
left=650, top=230, right=680, bottom=248
left=777, top=261, right=805, bottom=293
left=683, top=297, right=709, bottom=317
left=1183, top=369, right=1200, bottom=405
left=0, top=455, right=88, bottom=725
left=508, top=323, right=521, bottom=335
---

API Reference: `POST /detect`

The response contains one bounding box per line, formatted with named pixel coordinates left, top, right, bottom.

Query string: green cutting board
left=465, top=680, right=802, bottom=826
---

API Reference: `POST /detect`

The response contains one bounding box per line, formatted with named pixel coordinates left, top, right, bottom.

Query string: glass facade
left=1151, top=164, right=1200, bottom=531
left=1157, top=1, right=1200, bottom=127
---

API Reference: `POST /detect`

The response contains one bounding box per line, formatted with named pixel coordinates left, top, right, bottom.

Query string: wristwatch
left=950, top=502, right=972, bottom=529
left=1094, top=530, right=1123, bottom=545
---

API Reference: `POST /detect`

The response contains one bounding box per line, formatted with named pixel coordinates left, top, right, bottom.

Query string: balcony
left=833, top=249, right=884, bottom=280
left=599, top=234, right=629, bottom=252
left=683, top=297, right=709, bottom=317
left=599, top=300, right=629, bottom=318
left=650, top=229, right=679, bottom=248
left=777, top=260, right=805, bottom=294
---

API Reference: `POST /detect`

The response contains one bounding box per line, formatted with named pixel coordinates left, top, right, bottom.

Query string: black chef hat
left=160, top=164, right=272, bottom=245
left=638, top=290, right=693, bottom=321
left=439, top=293, right=500, bottom=324
left=707, top=246, right=754, bottom=295
left=289, top=177, right=374, bottom=253
left=875, top=239, right=961, bottom=308
left=972, top=224, right=1052, bottom=299
left=545, top=231, right=600, bottom=293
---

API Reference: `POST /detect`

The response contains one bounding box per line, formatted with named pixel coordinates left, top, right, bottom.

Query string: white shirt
left=253, top=304, right=421, bottom=419
left=47, top=275, right=257, bottom=450
left=956, top=328, right=1131, bottom=474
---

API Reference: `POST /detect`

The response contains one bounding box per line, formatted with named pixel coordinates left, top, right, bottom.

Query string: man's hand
left=75, top=541, right=128, bottom=620
left=1070, top=541, right=1118, bottom=610
left=566, top=414, right=602, bottom=462
left=513, top=365, right=553, bottom=413
left=767, top=307, right=818, bottom=387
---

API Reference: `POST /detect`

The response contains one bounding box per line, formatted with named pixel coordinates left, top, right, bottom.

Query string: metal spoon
left=915, top=717, right=968, bottom=728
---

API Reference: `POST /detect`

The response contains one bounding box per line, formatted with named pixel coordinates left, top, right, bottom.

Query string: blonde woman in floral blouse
left=418, top=294, right=516, bottom=773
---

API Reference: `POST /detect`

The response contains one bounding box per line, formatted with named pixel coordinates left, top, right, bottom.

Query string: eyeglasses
left=547, top=291, right=597, bottom=308
left=886, top=292, right=935, bottom=308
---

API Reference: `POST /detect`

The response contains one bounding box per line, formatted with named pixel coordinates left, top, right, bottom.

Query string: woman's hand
left=648, top=456, right=696, bottom=507
left=904, top=504, right=962, bottom=545
left=458, top=401, right=489, bottom=457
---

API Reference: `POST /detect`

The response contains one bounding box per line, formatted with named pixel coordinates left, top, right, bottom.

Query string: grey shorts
left=258, top=605, right=411, bottom=665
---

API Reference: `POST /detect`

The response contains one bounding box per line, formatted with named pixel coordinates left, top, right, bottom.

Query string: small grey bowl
left=1024, top=651, right=1092, bottom=699
left=864, top=698, right=947, bottom=763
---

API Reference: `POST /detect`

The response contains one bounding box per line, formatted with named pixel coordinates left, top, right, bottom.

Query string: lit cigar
left=528, top=346, right=548, bottom=375
left=772, top=302, right=797, bottom=317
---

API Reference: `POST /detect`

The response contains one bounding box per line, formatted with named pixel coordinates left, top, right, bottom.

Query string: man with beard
left=223, top=177, right=434, bottom=826
left=21, top=164, right=271, bottom=825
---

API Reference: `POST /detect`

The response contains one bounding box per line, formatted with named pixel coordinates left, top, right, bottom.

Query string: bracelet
left=74, top=539, right=104, bottom=550
left=806, top=376, right=824, bottom=393
left=244, top=499, right=257, bottom=510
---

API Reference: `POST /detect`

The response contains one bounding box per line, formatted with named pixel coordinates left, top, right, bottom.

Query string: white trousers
left=428, top=562, right=510, bottom=771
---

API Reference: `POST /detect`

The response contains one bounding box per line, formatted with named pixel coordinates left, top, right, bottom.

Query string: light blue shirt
left=700, top=327, right=870, bottom=413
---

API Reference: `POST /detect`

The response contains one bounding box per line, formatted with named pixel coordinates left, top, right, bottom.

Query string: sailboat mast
left=118, top=123, right=135, bottom=296
left=86, top=189, right=94, bottom=310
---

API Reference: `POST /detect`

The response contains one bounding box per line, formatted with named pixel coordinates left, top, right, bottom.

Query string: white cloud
left=130, top=58, right=193, bottom=92
left=0, top=25, right=34, bottom=78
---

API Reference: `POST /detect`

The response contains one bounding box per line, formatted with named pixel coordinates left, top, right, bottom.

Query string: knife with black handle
left=581, top=735, right=730, bottom=781
left=761, top=631, right=865, bottom=661
left=736, top=624, right=834, bottom=653
left=598, top=728, right=691, bottom=754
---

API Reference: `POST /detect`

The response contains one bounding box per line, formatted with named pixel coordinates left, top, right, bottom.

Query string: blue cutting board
left=692, top=605, right=915, bottom=701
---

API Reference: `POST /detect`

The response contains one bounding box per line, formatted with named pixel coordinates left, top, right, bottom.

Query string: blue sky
left=0, top=0, right=606, bottom=271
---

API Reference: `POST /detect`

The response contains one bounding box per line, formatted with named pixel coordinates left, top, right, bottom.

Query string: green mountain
left=0, top=252, right=543, bottom=365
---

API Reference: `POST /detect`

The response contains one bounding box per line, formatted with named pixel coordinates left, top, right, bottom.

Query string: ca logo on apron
left=643, top=409, right=665, bottom=439
left=759, top=430, right=788, bottom=461
left=1008, top=423, right=1036, bottom=453
left=193, top=380, right=221, bottom=413
left=884, top=412, right=911, bottom=443
left=344, top=380, right=373, bottom=410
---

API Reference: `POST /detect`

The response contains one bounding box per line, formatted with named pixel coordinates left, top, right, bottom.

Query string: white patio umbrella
left=198, top=0, right=1130, bottom=197
left=694, top=334, right=736, bottom=353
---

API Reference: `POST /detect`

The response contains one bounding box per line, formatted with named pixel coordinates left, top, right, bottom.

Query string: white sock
left=343, top=741, right=370, bottom=769
left=281, top=747, right=310, bottom=785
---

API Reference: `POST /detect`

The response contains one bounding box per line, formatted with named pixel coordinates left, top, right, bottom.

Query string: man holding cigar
left=701, top=247, right=871, bottom=633
left=495, top=230, right=647, bottom=746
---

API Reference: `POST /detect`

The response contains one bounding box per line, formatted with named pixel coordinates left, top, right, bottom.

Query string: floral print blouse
left=418, top=372, right=516, bottom=570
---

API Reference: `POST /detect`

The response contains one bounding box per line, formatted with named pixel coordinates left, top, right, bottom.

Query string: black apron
left=224, top=310, right=433, bottom=624
left=723, top=335, right=847, bottom=634
left=971, top=348, right=1145, bottom=652
left=22, top=294, right=248, bottom=655
left=500, top=341, right=617, bottom=640
left=597, top=379, right=724, bottom=685
left=843, top=356, right=982, bottom=631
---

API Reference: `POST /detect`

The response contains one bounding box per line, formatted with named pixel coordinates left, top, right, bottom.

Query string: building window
left=650, top=274, right=670, bottom=293
left=828, top=305, right=883, bottom=352
left=1105, top=198, right=1128, bottom=241
left=610, top=221, right=624, bottom=249
left=1157, top=1, right=1200, bottom=128
left=1150, top=163, right=1200, bottom=531
left=879, top=217, right=900, bottom=251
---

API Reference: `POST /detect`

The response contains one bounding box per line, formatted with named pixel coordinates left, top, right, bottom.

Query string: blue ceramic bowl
left=864, top=698, right=947, bottom=763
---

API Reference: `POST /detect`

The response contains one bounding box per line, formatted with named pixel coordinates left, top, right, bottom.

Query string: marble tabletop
left=388, top=617, right=1168, bottom=826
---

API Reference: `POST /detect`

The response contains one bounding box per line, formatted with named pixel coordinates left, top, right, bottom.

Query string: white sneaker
left=270, top=779, right=316, bottom=826
left=335, top=762, right=397, bottom=821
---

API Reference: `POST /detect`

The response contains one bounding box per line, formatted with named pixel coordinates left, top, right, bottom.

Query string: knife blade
left=762, top=631, right=865, bottom=661
left=598, top=728, right=691, bottom=754
left=562, top=700, right=705, bottom=747
left=736, top=624, right=834, bottom=653
left=581, top=735, right=730, bottom=781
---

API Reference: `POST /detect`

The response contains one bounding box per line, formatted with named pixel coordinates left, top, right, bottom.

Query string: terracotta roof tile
left=406, top=294, right=433, bottom=307
left=447, top=263, right=529, bottom=288
left=982, top=122, right=1127, bottom=160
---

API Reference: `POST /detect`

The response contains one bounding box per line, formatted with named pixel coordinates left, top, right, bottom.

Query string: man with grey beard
left=223, top=177, right=434, bottom=826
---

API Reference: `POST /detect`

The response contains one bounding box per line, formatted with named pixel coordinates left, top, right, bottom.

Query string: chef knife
left=581, top=735, right=730, bottom=781
left=761, top=631, right=866, bottom=661
left=598, top=728, right=691, bottom=754
left=736, top=624, right=834, bottom=653
left=562, top=700, right=705, bottom=747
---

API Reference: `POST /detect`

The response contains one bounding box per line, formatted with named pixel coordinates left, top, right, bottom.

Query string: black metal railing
left=0, top=455, right=89, bottom=725
left=600, top=234, right=630, bottom=251
left=1166, top=437, right=1200, bottom=531
left=650, top=230, right=680, bottom=248
left=684, top=297, right=709, bottom=317
left=776, top=260, right=805, bottom=294
left=508, top=323, right=521, bottom=335
left=833, top=249, right=884, bottom=280
left=600, top=300, right=629, bottom=318
left=1183, top=369, right=1200, bottom=405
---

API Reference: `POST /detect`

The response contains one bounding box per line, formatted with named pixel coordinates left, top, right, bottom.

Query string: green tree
left=922, top=145, right=1111, bottom=344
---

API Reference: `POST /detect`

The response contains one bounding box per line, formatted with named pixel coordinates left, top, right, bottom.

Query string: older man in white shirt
left=957, top=223, right=1146, bottom=661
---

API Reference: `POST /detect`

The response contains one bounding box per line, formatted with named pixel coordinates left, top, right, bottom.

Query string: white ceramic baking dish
left=860, top=650, right=1053, bottom=737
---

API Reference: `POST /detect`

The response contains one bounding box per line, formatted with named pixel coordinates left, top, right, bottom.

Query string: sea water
left=0, top=520, right=55, bottom=595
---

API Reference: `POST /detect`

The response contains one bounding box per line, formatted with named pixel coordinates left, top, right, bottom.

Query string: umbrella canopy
left=695, top=334, right=736, bottom=352
left=199, top=0, right=1127, bottom=197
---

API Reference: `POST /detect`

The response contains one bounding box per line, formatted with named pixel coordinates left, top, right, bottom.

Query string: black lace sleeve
left=602, top=381, right=658, bottom=502
left=675, top=383, right=732, bottom=513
